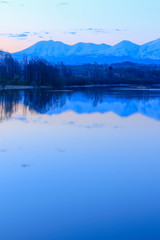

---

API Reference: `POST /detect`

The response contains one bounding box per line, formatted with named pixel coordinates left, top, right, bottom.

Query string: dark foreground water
left=0, top=87, right=160, bottom=240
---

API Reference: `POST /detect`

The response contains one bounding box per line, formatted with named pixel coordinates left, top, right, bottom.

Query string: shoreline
left=1, top=84, right=160, bottom=91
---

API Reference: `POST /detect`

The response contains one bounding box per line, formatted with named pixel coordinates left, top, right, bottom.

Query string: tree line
left=0, top=51, right=160, bottom=88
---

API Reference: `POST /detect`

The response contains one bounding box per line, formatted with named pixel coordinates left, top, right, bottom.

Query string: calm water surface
left=0, top=88, right=160, bottom=240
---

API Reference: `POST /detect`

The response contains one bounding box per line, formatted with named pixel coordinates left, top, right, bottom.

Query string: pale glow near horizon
left=0, top=0, right=160, bottom=52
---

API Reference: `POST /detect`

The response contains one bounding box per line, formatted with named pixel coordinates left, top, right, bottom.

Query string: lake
left=0, top=87, right=160, bottom=240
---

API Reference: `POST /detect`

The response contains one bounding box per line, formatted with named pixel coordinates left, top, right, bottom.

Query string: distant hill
left=12, top=39, right=160, bottom=65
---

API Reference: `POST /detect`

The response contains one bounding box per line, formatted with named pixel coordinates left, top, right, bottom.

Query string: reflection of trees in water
left=0, top=89, right=73, bottom=121
left=0, top=90, right=22, bottom=121
left=23, top=89, right=71, bottom=114
left=82, top=88, right=106, bottom=107
left=0, top=88, right=160, bottom=122
left=81, top=88, right=160, bottom=107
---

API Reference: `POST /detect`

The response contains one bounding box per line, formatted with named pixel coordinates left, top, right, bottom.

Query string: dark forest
left=0, top=51, right=160, bottom=88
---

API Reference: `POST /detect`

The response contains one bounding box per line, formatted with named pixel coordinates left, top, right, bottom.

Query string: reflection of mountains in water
left=1, top=88, right=160, bottom=121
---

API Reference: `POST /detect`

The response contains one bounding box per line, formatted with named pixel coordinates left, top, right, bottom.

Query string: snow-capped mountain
left=13, top=38, right=160, bottom=64
left=66, top=42, right=111, bottom=56
left=13, top=40, right=111, bottom=59
left=104, top=40, right=140, bottom=58
left=139, top=38, right=160, bottom=60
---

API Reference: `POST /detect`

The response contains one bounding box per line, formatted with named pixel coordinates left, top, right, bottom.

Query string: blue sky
left=0, top=0, right=160, bottom=52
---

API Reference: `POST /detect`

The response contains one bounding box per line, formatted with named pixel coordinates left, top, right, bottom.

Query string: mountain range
left=12, top=38, right=160, bottom=65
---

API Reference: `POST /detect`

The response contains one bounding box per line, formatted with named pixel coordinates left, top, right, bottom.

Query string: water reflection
left=1, top=88, right=160, bottom=240
left=1, top=88, right=160, bottom=122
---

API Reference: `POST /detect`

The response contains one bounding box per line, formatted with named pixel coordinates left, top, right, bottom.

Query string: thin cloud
left=0, top=1, right=8, bottom=3
left=81, top=28, right=109, bottom=33
left=65, top=28, right=126, bottom=36
left=16, top=33, right=28, bottom=38
left=18, top=4, right=24, bottom=7
left=80, top=28, right=127, bottom=34
left=0, top=1, right=24, bottom=6
left=7, top=33, right=28, bottom=38
left=68, top=31, right=77, bottom=35
left=0, top=31, right=51, bottom=40
left=57, top=2, right=69, bottom=7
